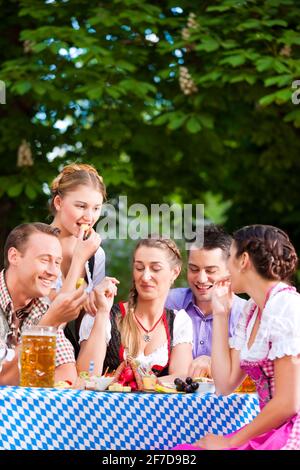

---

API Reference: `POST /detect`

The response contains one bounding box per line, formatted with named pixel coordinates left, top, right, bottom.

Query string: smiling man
left=0, top=222, right=87, bottom=385
left=166, top=224, right=246, bottom=378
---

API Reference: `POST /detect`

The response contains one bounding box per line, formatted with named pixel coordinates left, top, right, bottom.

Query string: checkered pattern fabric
left=0, top=270, right=74, bottom=367
left=282, top=413, right=300, bottom=450
left=0, top=270, right=48, bottom=346
left=0, top=387, right=260, bottom=450
left=55, top=329, right=75, bottom=366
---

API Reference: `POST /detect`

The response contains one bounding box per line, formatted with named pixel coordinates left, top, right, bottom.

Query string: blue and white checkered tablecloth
left=0, top=386, right=259, bottom=450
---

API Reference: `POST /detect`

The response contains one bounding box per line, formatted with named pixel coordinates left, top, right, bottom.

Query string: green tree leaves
left=1, top=0, right=300, bottom=268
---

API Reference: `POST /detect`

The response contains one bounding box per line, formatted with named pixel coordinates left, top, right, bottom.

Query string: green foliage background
left=1, top=0, right=300, bottom=294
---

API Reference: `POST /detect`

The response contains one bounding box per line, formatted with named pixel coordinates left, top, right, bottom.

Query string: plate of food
left=155, top=377, right=212, bottom=394
left=81, top=359, right=145, bottom=393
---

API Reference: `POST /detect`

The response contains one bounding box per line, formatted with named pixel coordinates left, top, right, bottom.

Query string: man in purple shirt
left=166, top=225, right=246, bottom=378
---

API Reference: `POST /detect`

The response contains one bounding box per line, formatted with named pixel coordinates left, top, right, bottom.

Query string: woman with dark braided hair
left=77, top=236, right=193, bottom=378
left=174, top=225, right=300, bottom=450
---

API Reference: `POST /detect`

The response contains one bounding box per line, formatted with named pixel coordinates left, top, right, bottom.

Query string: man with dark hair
left=166, top=224, right=245, bottom=378
left=0, top=223, right=87, bottom=385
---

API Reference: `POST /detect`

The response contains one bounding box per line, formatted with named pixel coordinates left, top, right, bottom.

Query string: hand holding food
left=211, top=277, right=233, bottom=317
left=80, top=224, right=90, bottom=240
left=74, top=225, right=102, bottom=263
left=76, top=277, right=85, bottom=289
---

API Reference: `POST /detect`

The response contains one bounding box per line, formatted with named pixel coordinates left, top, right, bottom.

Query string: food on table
left=79, top=371, right=90, bottom=379
left=142, top=375, right=157, bottom=391
left=112, top=358, right=143, bottom=391
left=54, top=380, right=73, bottom=389
left=193, top=376, right=214, bottom=383
left=84, top=375, right=114, bottom=391
left=155, top=383, right=178, bottom=394
left=174, top=377, right=199, bottom=393
left=80, top=360, right=143, bottom=392
left=108, top=383, right=131, bottom=392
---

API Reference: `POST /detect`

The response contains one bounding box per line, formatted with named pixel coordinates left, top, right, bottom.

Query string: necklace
left=133, top=310, right=165, bottom=342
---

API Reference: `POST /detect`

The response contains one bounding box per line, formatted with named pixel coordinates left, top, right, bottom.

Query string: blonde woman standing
left=49, top=163, right=117, bottom=355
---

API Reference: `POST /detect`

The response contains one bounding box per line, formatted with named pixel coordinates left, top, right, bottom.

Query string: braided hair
left=120, top=235, right=182, bottom=357
left=49, top=163, right=106, bottom=215
left=233, top=225, right=298, bottom=282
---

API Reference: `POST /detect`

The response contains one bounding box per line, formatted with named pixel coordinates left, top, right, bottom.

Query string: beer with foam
left=20, top=326, right=57, bottom=387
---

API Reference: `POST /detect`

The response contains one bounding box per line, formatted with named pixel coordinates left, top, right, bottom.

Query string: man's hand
left=42, top=286, right=88, bottom=327
left=188, top=355, right=212, bottom=378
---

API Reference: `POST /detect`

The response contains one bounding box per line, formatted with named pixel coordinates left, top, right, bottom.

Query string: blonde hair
left=120, top=236, right=182, bottom=357
left=50, top=163, right=106, bottom=215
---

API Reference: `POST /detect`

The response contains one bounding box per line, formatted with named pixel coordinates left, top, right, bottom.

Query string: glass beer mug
left=20, top=325, right=57, bottom=388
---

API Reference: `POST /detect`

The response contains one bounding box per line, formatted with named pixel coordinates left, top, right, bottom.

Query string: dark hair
left=233, top=224, right=298, bottom=281
left=4, top=223, right=60, bottom=269
left=189, top=224, right=232, bottom=258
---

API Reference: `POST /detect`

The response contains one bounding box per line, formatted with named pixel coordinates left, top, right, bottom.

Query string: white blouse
left=54, top=246, right=105, bottom=294
left=79, top=308, right=193, bottom=369
left=229, top=282, right=300, bottom=362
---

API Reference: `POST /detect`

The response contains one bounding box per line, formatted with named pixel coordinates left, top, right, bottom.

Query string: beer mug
left=20, top=325, right=57, bottom=388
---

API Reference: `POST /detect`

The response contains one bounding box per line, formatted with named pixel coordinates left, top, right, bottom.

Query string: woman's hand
left=93, top=277, right=119, bottom=314
left=211, top=278, right=233, bottom=317
left=195, top=433, right=231, bottom=450
left=73, top=226, right=102, bottom=264
left=85, top=277, right=119, bottom=316
left=188, top=355, right=212, bottom=378
left=82, top=290, right=98, bottom=316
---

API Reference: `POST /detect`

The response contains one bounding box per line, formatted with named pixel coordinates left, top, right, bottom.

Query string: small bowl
left=193, top=377, right=215, bottom=394
left=195, top=382, right=215, bottom=394
left=85, top=376, right=114, bottom=391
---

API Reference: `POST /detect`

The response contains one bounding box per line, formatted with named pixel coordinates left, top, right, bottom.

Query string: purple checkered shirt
left=166, top=287, right=246, bottom=358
